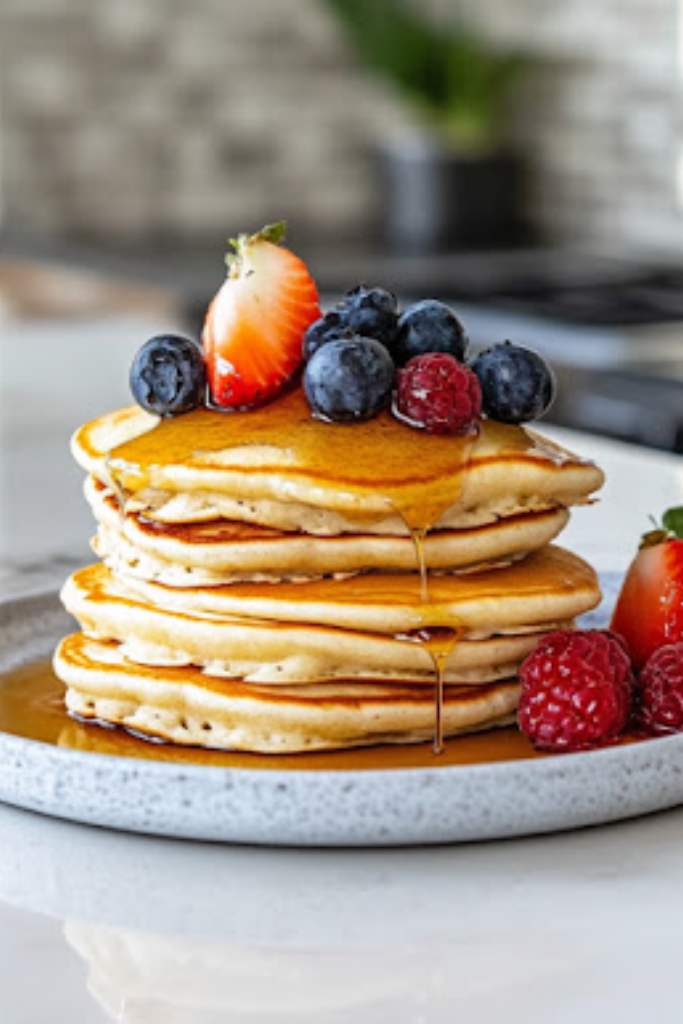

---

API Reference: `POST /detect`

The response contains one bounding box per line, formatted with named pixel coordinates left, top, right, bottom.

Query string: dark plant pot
left=377, top=137, right=523, bottom=253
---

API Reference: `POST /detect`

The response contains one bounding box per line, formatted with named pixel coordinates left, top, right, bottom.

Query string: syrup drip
left=397, top=627, right=463, bottom=753
left=409, top=525, right=430, bottom=604
left=400, top=524, right=461, bottom=753
left=394, top=428, right=478, bottom=754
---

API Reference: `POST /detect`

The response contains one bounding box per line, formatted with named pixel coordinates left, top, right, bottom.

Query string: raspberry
left=518, top=630, right=634, bottom=753
left=638, top=642, right=683, bottom=735
left=394, top=353, right=482, bottom=435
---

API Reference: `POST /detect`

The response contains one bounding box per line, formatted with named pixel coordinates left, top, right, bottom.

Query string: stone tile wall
left=1, top=0, right=682, bottom=257
left=0, top=0, right=409, bottom=247
left=452, top=0, right=683, bottom=257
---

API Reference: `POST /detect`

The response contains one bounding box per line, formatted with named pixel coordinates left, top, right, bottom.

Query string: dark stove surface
left=3, top=231, right=683, bottom=330
left=447, top=268, right=683, bottom=327
left=315, top=247, right=683, bottom=328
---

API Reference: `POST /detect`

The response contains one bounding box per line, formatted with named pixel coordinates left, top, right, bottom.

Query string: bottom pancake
left=55, top=633, right=519, bottom=754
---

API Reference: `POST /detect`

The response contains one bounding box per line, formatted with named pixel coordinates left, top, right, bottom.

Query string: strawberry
left=610, top=507, right=683, bottom=671
left=202, top=222, right=321, bottom=408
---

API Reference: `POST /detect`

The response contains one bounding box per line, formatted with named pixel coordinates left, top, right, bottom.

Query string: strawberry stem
left=639, top=506, right=683, bottom=548
left=225, top=221, right=287, bottom=272
left=640, top=528, right=670, bottom=550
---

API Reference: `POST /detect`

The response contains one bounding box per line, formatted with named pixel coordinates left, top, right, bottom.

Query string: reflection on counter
left=0, top=798, right=681, bottom=1024
left=64, top=920, right=569, bottom=1023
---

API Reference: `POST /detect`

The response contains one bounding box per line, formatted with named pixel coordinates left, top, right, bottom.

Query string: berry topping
left=394, top=353, right=482, bottom=435
left=303, top=336, right=395, bottom=422
left=518, top=630, right=634, bottom=753
left=303, top=311, right=353, bottom=362
left=202, top=222, right=321, bottom=409
left=637, top=642, right=683, bottom=735
left=394, top=299, right=468, bottom=366
left=130, top=335, right=206, bottom=417
left=470, top=341, right=555, bottom=424
left=335, top=285, right=399, bottom=348
left=611, top=508, right=683, bottom=670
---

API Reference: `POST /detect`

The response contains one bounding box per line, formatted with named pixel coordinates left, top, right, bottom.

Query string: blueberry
left=130, top=334, right=206, bottom=416
left=303, top=312, right=353, bottom=361
left=394, top=299, right=468, bottom=366
left=335, top=285, right=399, bottom=348
left=303, top=336, right=395, bottom=422
left=470, top=341, right=556, bottom=424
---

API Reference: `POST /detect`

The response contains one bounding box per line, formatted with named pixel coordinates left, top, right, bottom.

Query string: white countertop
left=2, top=316, right=683, bottom=1023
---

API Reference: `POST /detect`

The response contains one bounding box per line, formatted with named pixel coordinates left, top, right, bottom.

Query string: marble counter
left=2, top=315, right=683, bottom=1022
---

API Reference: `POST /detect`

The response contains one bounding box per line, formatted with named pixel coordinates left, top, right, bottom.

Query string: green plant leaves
left=323, top=0, right=526, bottom=152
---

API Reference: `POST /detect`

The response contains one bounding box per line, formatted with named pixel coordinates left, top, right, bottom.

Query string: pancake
left=62, top=385, right=604, bottom=753
left=55, top=633, right=519, bottom=753
left=72, top=388, right=604, bottom=534
left=60, top=547, right=599, bottom=684
left=87, top=476, right=571, bottom=584
left=111, top=545, right=598, bottom=635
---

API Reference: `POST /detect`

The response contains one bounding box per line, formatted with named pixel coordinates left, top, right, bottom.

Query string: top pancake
left=72, top=388, right=604, bottom=534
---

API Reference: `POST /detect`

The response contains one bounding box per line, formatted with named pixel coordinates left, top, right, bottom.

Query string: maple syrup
left=101, top=389, right=490, bottom=751
left=88, top=387, right=578, bottom=527
left=0, top=658, right=548, bottom=769
left=397, top=627, right=464, bottom=753
left=68, top=387, right=596, bottom=757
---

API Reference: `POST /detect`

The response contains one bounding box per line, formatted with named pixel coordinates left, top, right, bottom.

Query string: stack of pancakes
left=55, top=388, right=603, bottom=753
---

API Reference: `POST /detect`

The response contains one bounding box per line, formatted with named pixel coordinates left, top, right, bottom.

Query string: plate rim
left=2, top=581, right=682, bottom=846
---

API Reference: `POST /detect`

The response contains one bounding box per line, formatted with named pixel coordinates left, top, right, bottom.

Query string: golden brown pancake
left=59, top=547, right=599, bottom=685
left=55, top=633, right=519, bottom=753
left=88, top=475, right=571, bottom=583
left=112, top=545, right=599, bottom=635
left=60, top=386, right=604, bottom=752
left=72, top=388, right=604, bottom=534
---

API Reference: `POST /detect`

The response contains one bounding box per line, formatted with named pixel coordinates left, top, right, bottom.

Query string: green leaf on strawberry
left=225, top=221, right=287, bottom=271
left=662, top=506, right=683, bottom=539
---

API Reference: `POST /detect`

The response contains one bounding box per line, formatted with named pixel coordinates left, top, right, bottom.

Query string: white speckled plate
left=1, top=578, right=683, bottom=846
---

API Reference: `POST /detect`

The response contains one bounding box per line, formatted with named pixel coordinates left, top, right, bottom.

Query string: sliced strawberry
left=611, top=509, right=683, bottom=671
left=202, top=222, right=321, bottom=408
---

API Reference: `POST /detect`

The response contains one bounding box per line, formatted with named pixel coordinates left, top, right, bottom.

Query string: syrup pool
left=0, top=658, right=548, bottom=770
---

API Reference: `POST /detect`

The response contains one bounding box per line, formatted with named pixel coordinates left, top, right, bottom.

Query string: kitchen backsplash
left=457, top=0, right=683, bottom=259
left=0, top=0, right=682, bottom=257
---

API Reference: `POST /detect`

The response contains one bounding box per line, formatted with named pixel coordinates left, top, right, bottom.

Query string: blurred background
left=3, top=0, right=683, bottom=568
left=2, top=0, right=683, bottom=256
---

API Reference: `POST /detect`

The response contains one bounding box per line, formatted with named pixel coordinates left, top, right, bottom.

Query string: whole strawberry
left=637, top=642, right=683, bottom=735
left=518, top=630, right=634, bottom=753
left=610, top=507, right=683, bottom=671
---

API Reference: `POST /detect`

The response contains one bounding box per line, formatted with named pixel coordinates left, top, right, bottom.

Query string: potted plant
left=324, top=0, right=527, bottom=252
